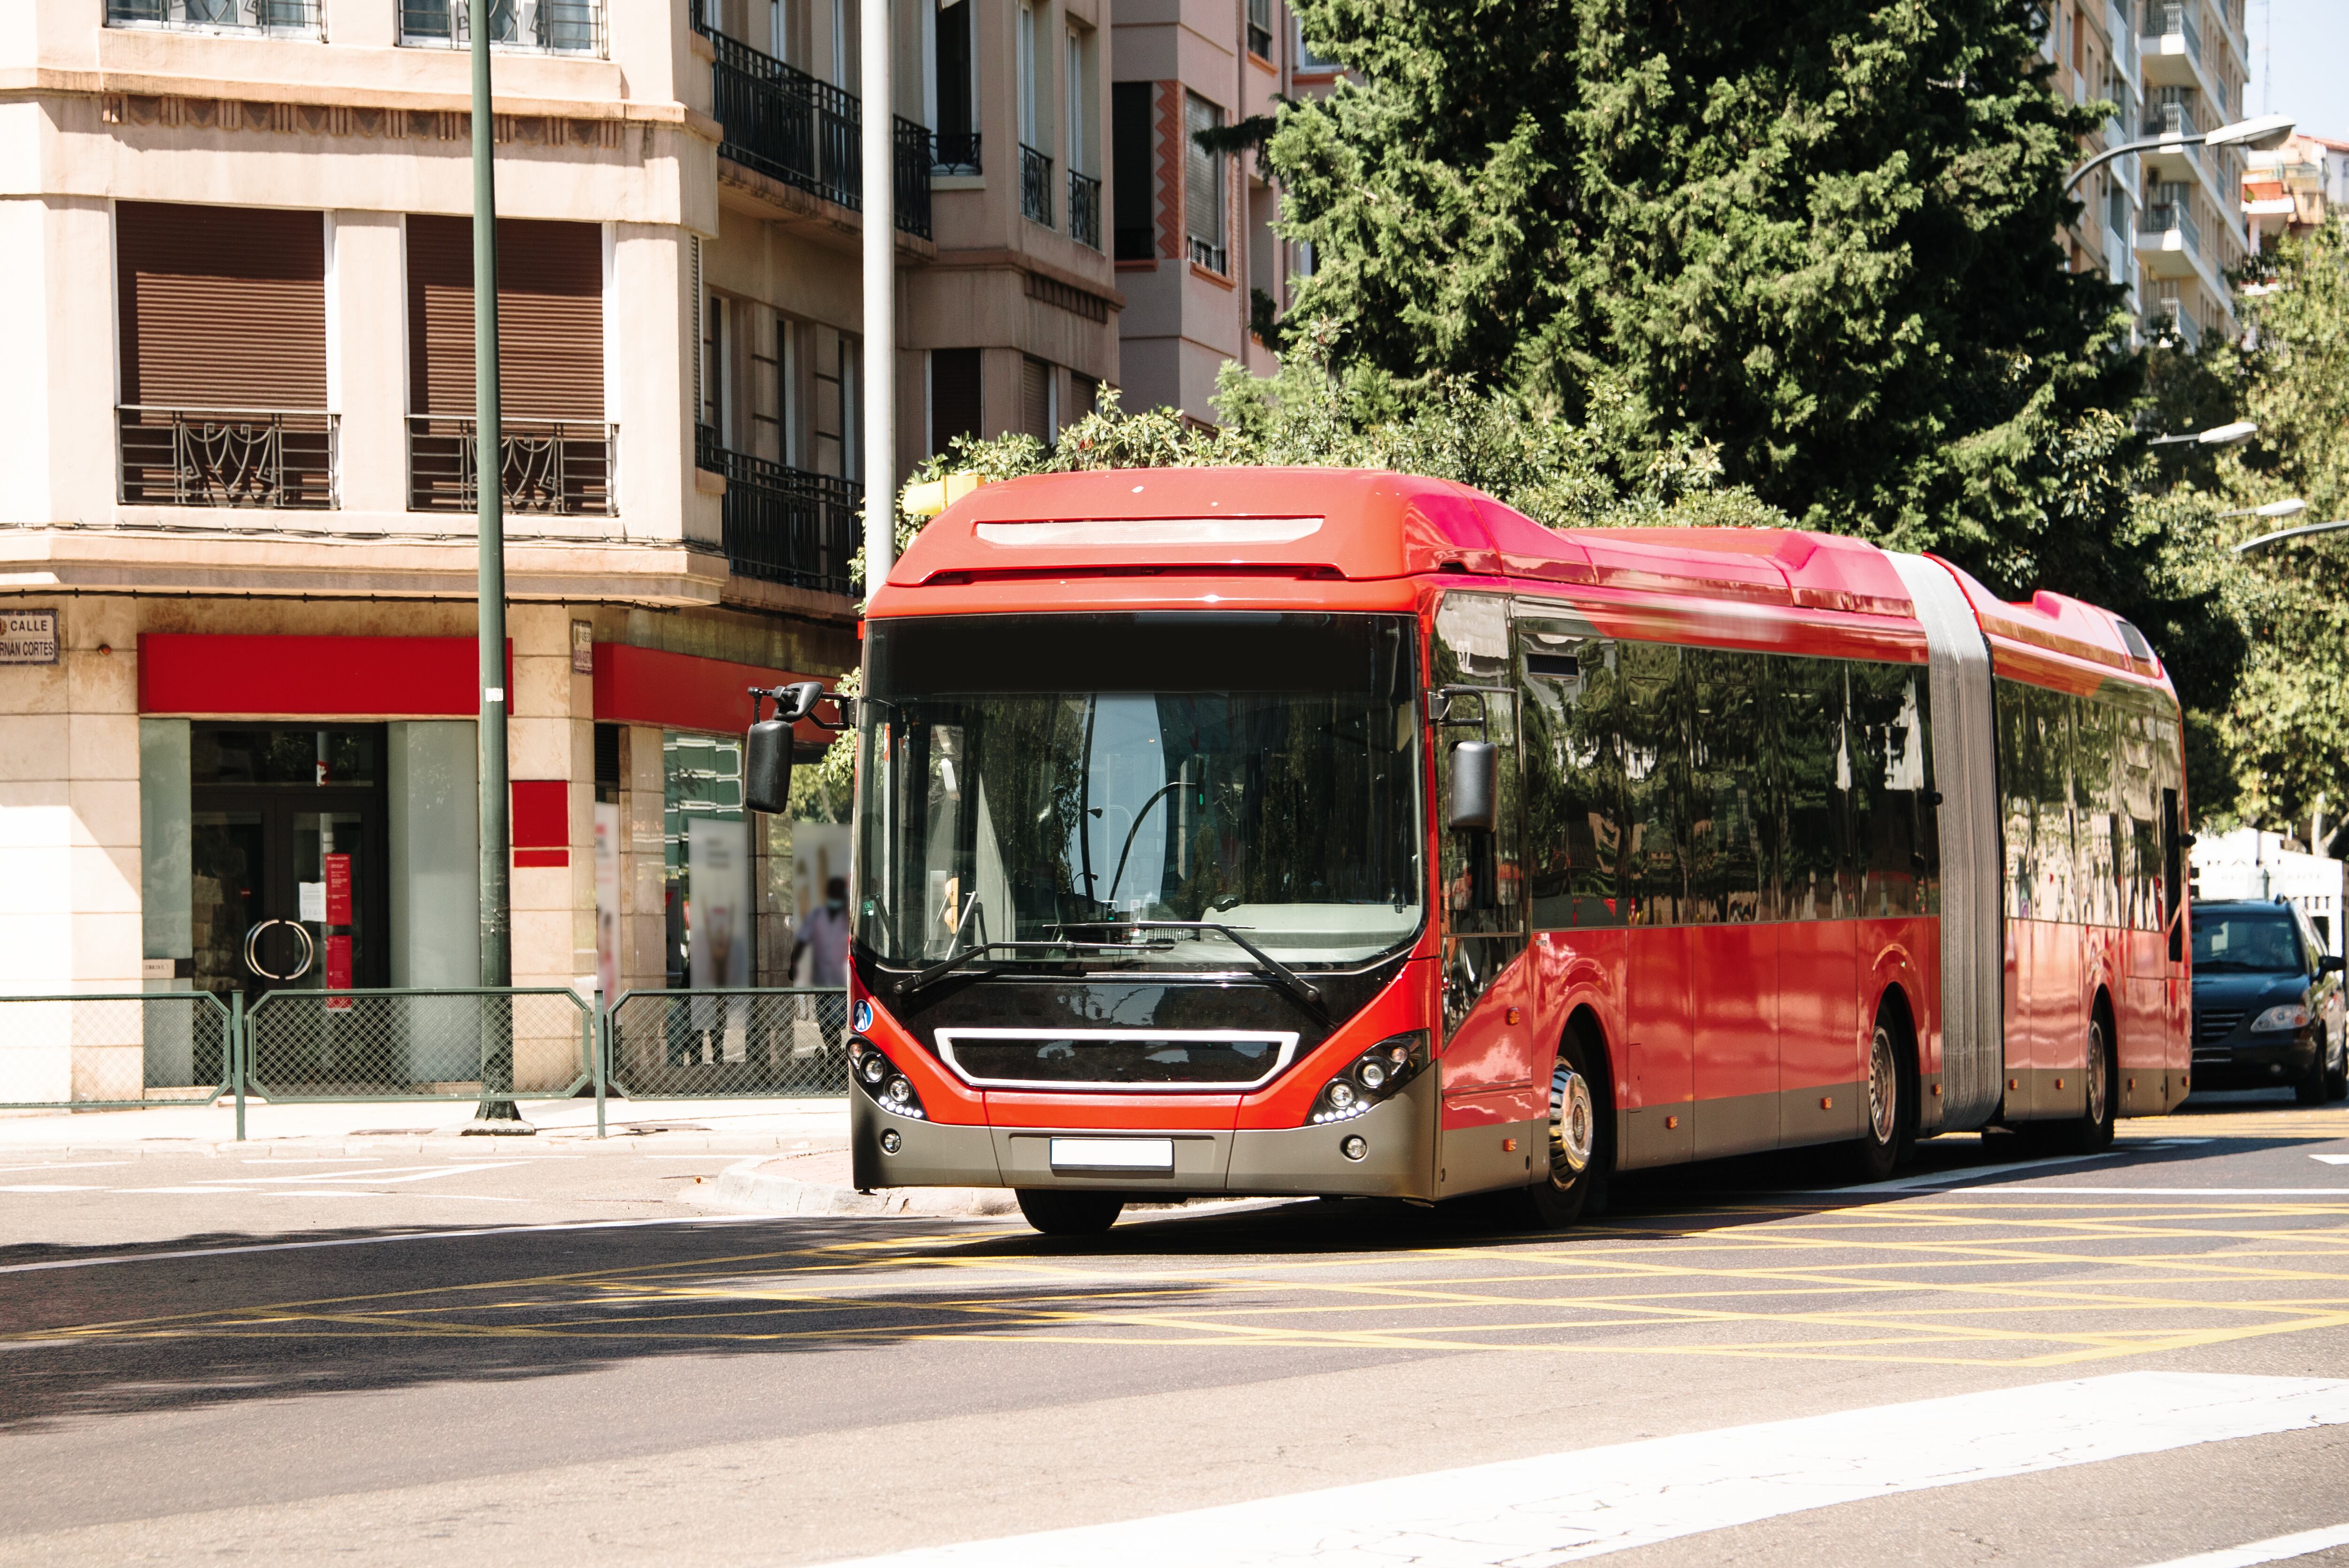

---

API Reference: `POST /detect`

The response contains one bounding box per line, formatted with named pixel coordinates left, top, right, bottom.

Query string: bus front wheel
left=1508, top=1030, right=1610, bottom=1230
left=1015, top=1189, right=1125, bottom=1236
left=1848, top=1019, right=1915, bottom=1184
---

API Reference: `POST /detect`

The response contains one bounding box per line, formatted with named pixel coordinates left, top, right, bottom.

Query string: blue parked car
left=2190, top=899, right=2347, bottom=1103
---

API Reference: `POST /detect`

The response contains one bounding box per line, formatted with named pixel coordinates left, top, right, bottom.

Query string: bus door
left=1431, top=593, right=1537, bottom=1196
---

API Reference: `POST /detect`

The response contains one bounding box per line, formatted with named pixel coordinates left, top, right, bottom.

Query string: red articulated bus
left=840, top=468, right=2191, bottom=1234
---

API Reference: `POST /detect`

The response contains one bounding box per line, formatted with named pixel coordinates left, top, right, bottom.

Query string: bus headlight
left=1308, top=1032, right=1427, bottom=1125
left=849, top=1038, right=928, bottom=1120
left=2250, top=1002, right=2311, bottom=1032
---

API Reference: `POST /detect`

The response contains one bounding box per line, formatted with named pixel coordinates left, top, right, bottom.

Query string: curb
left=705, top=1157, right=1021, bottom=1218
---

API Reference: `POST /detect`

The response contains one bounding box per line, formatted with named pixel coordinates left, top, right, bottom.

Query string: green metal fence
left=606, top=987, right=848, bottom=1098
left=0, top=985, right=848, bottom=1138
left=0, top=990, right=240, bottom=1111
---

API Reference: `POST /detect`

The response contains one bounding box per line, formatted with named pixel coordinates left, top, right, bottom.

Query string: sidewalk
left=0, top=1096, right=851, bottom=1156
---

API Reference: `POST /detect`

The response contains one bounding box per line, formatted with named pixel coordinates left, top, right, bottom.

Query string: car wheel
left=2050, top=1015, right=2117, bottom=1154
left=2295, top=1031, right=2329, bottom=1106
left=1505, top=1031, right=1610, bottom=1229
left=1014, top=1189, right=1125, bottom=1236
left=1847, top=1017, right=1914, bottom=1183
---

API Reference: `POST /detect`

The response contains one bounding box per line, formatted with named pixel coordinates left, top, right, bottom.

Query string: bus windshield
left=856, top=612, right=1423, bottom=973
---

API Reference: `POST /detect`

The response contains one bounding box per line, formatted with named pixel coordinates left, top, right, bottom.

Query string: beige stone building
left=0, top=0, right=1118, bottom=1067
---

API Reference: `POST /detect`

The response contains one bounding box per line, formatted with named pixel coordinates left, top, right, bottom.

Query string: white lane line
left=1987, top=1187, right=2349, bottom=1196
left=0, top=1212, right=773, bottom=1274
left=2136, top=1521, right=2349, bottom=1568
left=0, top=1162, right=131, bottom=1173
left=174, top=1163, right=533, bottom=1188
left=0, top=1185, right=102, bottom=1193
left=815, top=1374, right=2349, bottom=1568
left=2311, top=1155, right=2349, bottom=1165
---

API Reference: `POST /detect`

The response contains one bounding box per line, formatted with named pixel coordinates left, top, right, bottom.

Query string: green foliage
left=1266, top=0, right=2136, bottom=560
left=2197, top=218, right=2349, bottom=841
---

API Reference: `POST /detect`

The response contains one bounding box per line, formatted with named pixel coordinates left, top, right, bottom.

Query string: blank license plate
left=1049, top=1137, right=1175, bottom=1172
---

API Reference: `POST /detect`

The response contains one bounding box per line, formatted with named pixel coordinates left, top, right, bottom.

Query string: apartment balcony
left=697, top=428, right=859, bottom=597
left=398, top=0, right=604, bottom=55
left=1069, top=169, right=1102, bottom=251
left=693, top=6, right=933, bottom=241
left=406, top=416, right=614, bottom=515
left=2152, top=301, right=2204, bottom=352
left=2107, top=0, right=2137, bottom=75
left=2140, top=200, right=2201, bottom=257
left=1020, top=144, right=1055, bottom=228
left=105, top=0, right=323, bottom=37
left=933, top=132, right=983, bottom=176
left=118, top=406, right=337, bottom=510
left=2142, top=2, right=2232, bottom=117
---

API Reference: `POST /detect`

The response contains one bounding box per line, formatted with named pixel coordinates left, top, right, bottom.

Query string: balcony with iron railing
left=105, top=0, right=322, bottom=37
left=692, top=0, right=933, bottom=240
left=1069, top=169, right=1102, bottom=250
left=2145, top=0, right=2201, bottom=61
left=696, top=426, right=860, bottom=597
left=1020, top=144, right=1055, bottom=228
left=2143, top=200, right=2201, bottom=254
left=399, top=0, right=604, bottom=54
left=407, top=416, right=614, bottom=515
left=932, top=131, right=983, bottom=176
left=118, top=407, right=337, bottom=510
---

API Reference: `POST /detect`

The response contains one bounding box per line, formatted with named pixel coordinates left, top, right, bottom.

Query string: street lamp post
left=2235, top=519, right=2349, bottom=554
left=2220, top=498, right=2308, bottom=521
left=860, top=0, right=894, bottom=591
left=468, top=0, right=521, bottom=1131
left=2063, top=112, right=2296, bottom=194
left=2148, top=421, right=2258, bottom=448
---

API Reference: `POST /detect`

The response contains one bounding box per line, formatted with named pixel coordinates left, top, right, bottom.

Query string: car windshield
left=2192, top=910, right=2302, bottom=973
left=856, top=612, right=1423, bottom=972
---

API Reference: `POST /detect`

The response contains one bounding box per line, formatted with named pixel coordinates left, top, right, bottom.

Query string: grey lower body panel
left=854, top=1075, right=1442, bottom=1202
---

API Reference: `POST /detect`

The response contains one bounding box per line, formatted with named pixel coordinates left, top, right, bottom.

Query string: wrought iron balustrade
left=406, top=416, right=614, bottom=515
left=398, top=0, right=603, bottom=53
left=1020, top=143, right=1055, bottom=227
left=106, top=0, right=321, bottom=35
left=692, top=0, right=933, bottom=239
left=702, top=441, right=862, bottom=597
left=932, top=131, right=983, bottom=176
left=1068, top=169, right=1102, bottom=250
left=117, top=406, right=338, bottom=510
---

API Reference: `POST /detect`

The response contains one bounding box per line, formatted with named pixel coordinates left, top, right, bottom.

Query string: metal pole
left=860, top=0, right=894, bottom=590
left=470, top=0, right=521, bottom=1126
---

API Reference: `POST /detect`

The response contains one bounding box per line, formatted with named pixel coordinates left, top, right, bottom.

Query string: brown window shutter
left=406, top=215, right=603, bottom=420
left=116, top=202, right=327, bottom=410
left=1020, top=356, right=1051, bottom=441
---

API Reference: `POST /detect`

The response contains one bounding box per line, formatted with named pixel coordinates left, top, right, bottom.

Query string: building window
left=404, top=215, right=612, bottom=514
left=107, top=0, right=322, bottom=38
left=1295, top=15, right=1338, bottom=72
left=1020, top=356, right=1057, bottom=444
left=115, top=202, right=335, bottom=510
left=398, top=0, right=605, bottom=55
left=1246, top=0, right=1272, bottom=61
left=930, top=348, right=982, bottom=457
left=1111, top=82, right=1155, bottom=261
left=933, top=0, right=979, bottom=171
left=1184, top=93, right=1228, bottom=274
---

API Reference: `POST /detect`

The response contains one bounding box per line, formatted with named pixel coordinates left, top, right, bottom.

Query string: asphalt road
left=1, top=1088, right=2346, bottom=1568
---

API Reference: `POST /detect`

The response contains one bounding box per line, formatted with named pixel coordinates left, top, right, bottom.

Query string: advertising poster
left=593, top=802, right=620, bottom=1005
left=686, top=817, right=752, bottom=989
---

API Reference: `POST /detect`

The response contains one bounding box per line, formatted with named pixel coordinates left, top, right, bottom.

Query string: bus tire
left=1014, top=1189, right=1125, bottom=1236
left=1508, top=1029, right=1609, bottom=1230
left=2052, top=1013, right=2118, bottom=1152
left=1848, top=1017, right=1914, bottom=1184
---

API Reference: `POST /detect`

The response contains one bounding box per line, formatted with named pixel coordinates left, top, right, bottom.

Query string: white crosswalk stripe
left=2137, top=1521, right=2349, bottom=1568
left=818, top=1374, right=2349, bottom=1568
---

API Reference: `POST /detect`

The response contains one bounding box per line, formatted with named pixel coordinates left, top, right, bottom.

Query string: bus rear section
left=837, top=468, right=2191, bottom=1233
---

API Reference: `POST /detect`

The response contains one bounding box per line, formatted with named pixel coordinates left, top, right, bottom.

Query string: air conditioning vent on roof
left=2114, top=618, right=2155, bottom=660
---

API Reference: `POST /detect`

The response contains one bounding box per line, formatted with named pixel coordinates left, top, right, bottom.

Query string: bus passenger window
left=1996, top=677, right=2036, bottom=920
left=1519, top=628, right=1623, bottom=929
left=1688, top=648, right=1766, bottom=924
left=2072, top=698, right=2117, bottom=928
left=1620, top=641, right=1684, bottom=926
left=1850, top=661, right=1934, bottom=919
left=1771, top=654, right=1849, bottom=922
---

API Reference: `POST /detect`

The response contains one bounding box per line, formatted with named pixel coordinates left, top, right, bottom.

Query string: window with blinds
left=1020, top=356, right=1054, bottom=443
left=404, top=214, right=610, bottom=515
left=114, top=202, right=334, bottom=508
left=1183, top=93, right=1226, bottom=273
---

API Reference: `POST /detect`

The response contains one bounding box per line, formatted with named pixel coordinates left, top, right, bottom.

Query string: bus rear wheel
left=1847, top=1020, right=1914, bottom=1184
left=2051, top=1016, right=2118, bottom=1152
left=1014, top=1189, right=1125, bottom=1236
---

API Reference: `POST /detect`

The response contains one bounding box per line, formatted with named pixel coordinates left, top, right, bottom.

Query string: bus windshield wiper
left=1075, top=920, right=1329, bottom=1019
left=893, top=936, right=1161, bottom=1000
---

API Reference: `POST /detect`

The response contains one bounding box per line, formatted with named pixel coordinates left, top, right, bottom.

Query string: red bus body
left=846, top=469, right=2189, bottom=1203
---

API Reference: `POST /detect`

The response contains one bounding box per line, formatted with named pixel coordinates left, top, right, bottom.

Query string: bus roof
left=879, top=466, right=2166, bottom=687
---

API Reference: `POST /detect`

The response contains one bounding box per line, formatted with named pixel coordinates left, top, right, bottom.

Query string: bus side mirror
left=1447, top=741, right=1498, bottom=832
left=745, top=696, right=795, bottom=815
